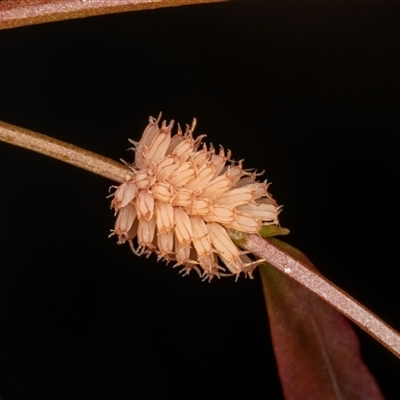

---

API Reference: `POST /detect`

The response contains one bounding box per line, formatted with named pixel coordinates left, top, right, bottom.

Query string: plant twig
left=2, top=118, right=400, bottom=359
left=0, top=0, right=226, bottom=30
left=243, top=233, right=400, bottom=359
left=0, top=120, right=130, bottom=182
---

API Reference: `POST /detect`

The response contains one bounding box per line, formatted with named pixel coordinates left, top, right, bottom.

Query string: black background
left=1, top=2, right=399, bottom=399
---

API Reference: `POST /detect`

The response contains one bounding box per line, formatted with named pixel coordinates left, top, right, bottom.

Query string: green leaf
left=260, top=238, right=384, bottom=400
left=259, top=225, right=290, bottom=238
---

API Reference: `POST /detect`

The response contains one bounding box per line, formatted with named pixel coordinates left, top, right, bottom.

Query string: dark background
left=1, top=2, right=399, bottom=399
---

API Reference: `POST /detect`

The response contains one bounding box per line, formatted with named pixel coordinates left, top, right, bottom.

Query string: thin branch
left=2, top=119, right=400, bottom=360
left=0, top=120, right=130, bottom=183
left=243, top=234, right=400, bottom=359
left=0, top=0, right=226, bottom=30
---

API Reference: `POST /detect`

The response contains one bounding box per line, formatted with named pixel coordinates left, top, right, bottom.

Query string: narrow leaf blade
left=260, top=239, right=384, bottom=400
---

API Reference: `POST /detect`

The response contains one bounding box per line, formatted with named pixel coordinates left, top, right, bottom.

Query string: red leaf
left=259, top=239, right=384, bottom=400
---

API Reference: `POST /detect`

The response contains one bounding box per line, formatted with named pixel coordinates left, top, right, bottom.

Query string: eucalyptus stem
left=1, top=118, right=400, bottom=360
left=243, top=234, right=400, bottom=359
left=0, top=120, right=130, bottom=182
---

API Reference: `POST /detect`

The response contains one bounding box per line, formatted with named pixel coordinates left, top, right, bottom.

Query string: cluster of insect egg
left=110, top=115, right=279, bottom=280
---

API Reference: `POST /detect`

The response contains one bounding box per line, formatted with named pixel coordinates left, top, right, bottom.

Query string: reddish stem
left=244, top=234, right=400, bottom=359
left=0, top=120, right=130, bottom=182
left=0, top=0, right=225, bottom=30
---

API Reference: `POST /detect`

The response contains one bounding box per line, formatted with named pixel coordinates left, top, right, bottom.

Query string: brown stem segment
left=0, top=120, right=131, bottom=183
left=244, top=234, right=400, bottom=359
left=2, top=118, right=400, bottom=359
left=0, top=0, right=226, bottom=30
